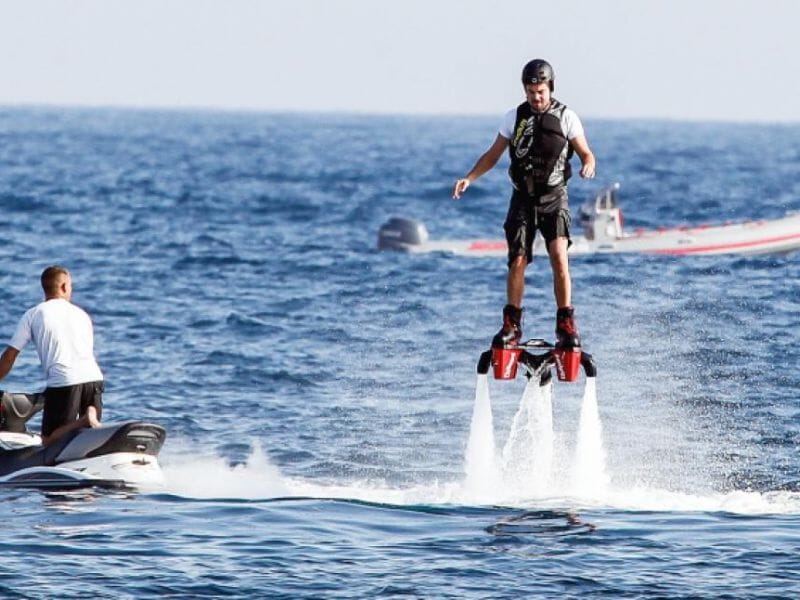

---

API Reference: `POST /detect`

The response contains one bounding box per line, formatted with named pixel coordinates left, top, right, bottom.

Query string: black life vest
left=508, top=99, right=573, bottom=195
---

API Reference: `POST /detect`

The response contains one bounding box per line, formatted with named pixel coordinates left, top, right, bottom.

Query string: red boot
left=556, top=306, right=581, bottom=348
left=492, top=304, right=523, bottom=347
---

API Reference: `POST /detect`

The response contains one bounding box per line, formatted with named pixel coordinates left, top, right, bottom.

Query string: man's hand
left=570, top=134, right=595, bottom=179
left=452, top=178, right=471, bottom=199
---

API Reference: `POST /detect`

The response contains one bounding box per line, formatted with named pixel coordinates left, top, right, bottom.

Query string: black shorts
left=503, top=188, right=572, bottom=266
left=42, top=381, right=104, bottom=437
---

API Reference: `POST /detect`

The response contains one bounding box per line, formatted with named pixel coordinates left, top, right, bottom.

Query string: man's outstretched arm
left=0, top=346, right=19, bottom=381
left=453, top=134, right=509, bottom=199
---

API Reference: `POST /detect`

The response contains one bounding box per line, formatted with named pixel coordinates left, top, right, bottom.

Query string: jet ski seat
left=0, top=392, right=44, bottom=433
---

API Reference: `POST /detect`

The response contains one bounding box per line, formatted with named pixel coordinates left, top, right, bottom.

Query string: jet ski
left=0, top=390, right=166, bottom=490
left=378, top=182, right=800, bottom=256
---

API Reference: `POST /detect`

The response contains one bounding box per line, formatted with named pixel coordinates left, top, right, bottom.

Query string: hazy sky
left=1, top=0, right=798, bottom=122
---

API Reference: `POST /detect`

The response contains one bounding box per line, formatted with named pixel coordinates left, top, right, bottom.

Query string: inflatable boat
left=378, top=183, right=800, bottom=257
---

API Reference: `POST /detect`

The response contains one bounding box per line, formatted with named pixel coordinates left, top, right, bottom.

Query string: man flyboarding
left=452, top=58, right=596, bottom=348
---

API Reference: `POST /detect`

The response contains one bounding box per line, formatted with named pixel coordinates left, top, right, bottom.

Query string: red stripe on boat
left=468, top=241, right=507, bottom=251
left=648, top=231, right=800, bottom=255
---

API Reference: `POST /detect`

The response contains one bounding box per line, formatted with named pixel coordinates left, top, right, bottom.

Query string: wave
left=157, top=439, right=800, bottom=515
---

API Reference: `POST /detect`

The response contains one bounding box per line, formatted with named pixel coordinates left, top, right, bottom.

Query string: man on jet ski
left=0, top=266, right=103, bottom=446
left=452, top=59, right=596, bottom=348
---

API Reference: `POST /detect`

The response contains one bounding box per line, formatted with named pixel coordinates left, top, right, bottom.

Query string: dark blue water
left=1, top=107, right=800, bottom=598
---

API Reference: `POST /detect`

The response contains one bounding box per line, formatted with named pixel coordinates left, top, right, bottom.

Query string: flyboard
left=477, top=336, right=596, bottom=384
left=463, top=326, right=602, bottom=496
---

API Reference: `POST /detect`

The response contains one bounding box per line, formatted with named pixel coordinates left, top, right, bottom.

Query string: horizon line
left=1, top=101, right=798, bottom=126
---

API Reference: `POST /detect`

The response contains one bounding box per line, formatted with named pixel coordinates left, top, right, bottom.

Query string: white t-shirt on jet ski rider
left=9, top=298, right=103, bottom=388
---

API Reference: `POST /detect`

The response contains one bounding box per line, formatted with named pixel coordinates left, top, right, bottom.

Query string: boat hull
left=393, top=212, right=800, bottom=257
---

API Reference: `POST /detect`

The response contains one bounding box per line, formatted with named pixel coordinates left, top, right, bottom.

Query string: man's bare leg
left=548, top=237, right=581, bottom=347
left=42, top=406, right=102, bottom=447
left=547, top=237, right=571, bottom=308
left=507, top=255, right=528, bottom=308
left=493, top=255, right=528, bottom=346
left=85, top=405, right=100, bottom=428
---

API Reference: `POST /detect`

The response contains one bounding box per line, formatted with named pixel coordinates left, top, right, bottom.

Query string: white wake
left=158, top=376, right=800, bottom=515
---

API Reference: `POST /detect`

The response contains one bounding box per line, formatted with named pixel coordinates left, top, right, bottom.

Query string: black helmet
left=521, top=59, right=554, bottom=91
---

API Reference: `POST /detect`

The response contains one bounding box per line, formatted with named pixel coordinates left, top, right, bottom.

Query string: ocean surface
left=1, top=106, right=799, bottom=598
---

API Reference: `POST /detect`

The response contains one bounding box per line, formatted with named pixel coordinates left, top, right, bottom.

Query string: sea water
left=1, top=107, right=800, bottom=598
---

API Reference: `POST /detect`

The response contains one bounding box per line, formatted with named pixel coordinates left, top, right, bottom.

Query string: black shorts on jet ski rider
left=501, top=99, right=585, bottom=264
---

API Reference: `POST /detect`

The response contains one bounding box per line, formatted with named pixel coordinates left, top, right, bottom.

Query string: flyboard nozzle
left=491, top=346, right=523, bottom=380
left=479, top=338, right=595, bottom=382
left=553, top=347, right=582, bottom=382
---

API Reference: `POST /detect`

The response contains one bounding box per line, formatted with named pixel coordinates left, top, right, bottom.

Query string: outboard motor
left=377, top=217, right=428, bottom=251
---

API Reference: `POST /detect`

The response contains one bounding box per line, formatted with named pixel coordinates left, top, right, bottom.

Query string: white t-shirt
left=9, top=298, right=103, bottom=387
left=499, top=103, right=585, bottom=141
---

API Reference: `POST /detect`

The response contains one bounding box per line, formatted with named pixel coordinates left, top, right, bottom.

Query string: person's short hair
left=40, top=265, right=70, bottom=295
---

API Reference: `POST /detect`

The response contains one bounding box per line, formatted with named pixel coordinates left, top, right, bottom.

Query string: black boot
left=555, top=306, right=581, bottom=348
left=492, top=304, right=523, bottom=347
